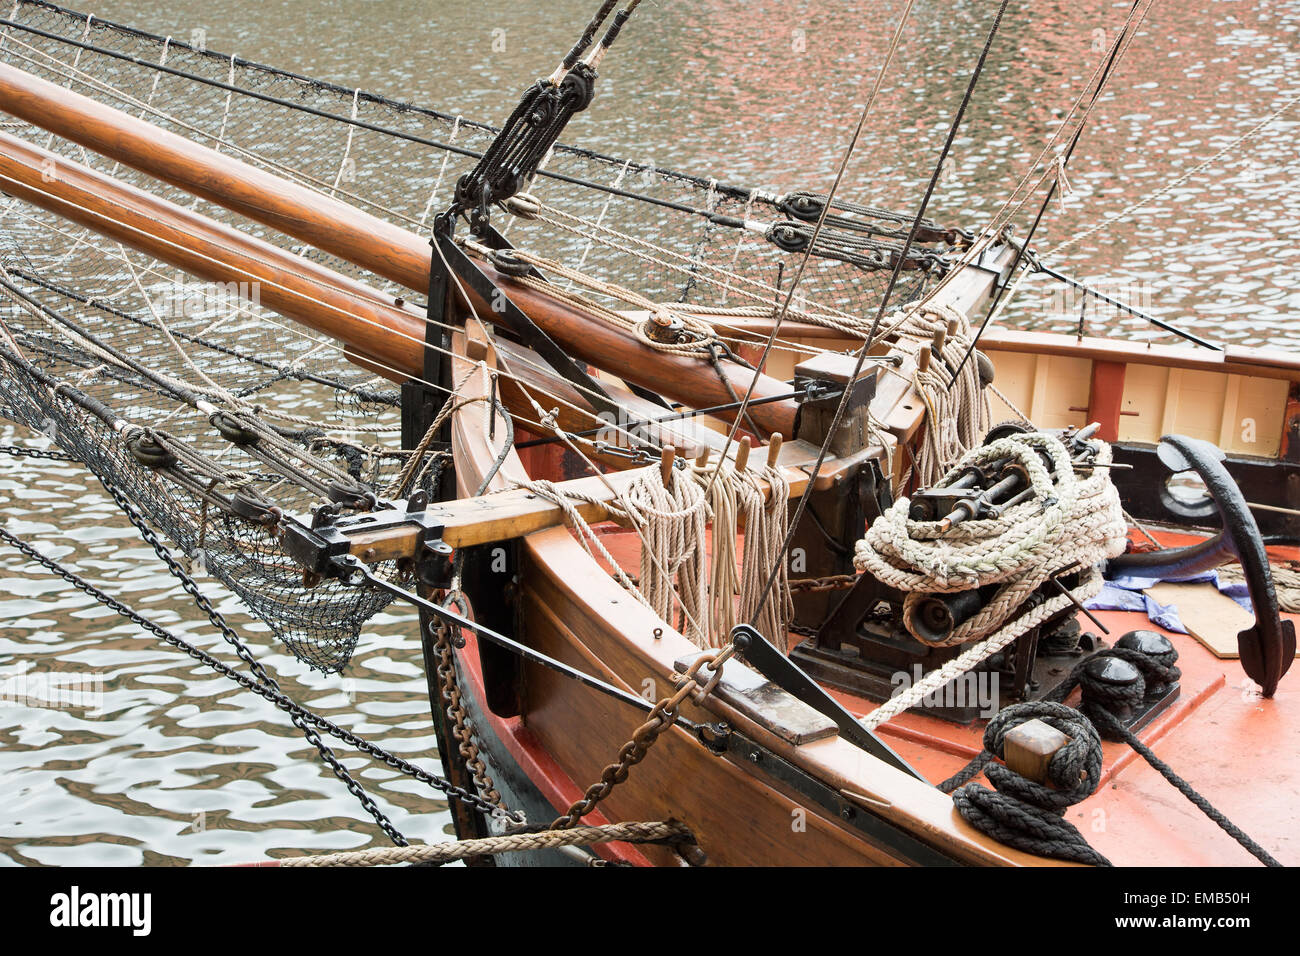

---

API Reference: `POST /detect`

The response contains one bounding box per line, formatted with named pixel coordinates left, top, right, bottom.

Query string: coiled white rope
left=856, top=432, right=1128, bottom=728
left=855, top=432, right=1127, bottom=646
left=518, top=455, right=793, bottom=651
left=735, top=464, right=794, bottom=645
left=884, top=301, right=991, bottom=486
left=622, top=464, right=711, bottom=646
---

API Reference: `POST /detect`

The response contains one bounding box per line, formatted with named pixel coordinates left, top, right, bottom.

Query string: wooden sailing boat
left=0, top=1, right=1294, bottom=867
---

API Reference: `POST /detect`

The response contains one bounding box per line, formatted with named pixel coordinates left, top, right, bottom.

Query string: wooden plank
left=518, top=557, right=913, bottom=866
left=370, top=442, right=848, bottom=552
left=981, top=328, right=1300, bottom=383
left=1144, top=581, right=1253, bottom=659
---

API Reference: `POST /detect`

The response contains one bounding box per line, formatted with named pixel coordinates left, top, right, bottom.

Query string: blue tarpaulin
left=1086, top=570, right=1253, bottom=634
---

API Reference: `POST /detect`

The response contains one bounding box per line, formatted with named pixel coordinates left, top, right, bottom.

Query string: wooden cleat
left=766, top=432, right=783, bottom=469
left=1003, top=718, right=1071, bottom=785
left=660, top=445, right=676, bottom=489
left=735, top=436, right=752, bottom=473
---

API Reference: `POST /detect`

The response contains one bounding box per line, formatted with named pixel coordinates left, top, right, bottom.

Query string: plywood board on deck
left=1144, top=581, right=1252, bottom=659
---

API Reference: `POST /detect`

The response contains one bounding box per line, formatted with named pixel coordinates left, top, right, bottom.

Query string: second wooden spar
left=0, top=62, right=798, bottom=435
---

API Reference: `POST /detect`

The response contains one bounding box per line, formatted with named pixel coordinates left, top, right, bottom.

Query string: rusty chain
left=786, top=573, right=860, bottom=594
left=431, top=601, right=513, bottom=819
left=551, top=640, right=738, bottom=832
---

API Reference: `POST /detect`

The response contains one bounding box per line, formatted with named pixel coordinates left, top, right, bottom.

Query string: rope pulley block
left=125, top=429, right=177, bottom=469
left=452, top=62, right=599, bottom=231
left=230, top=491, right=281, bottom=526
left=767, top=222, right=809, bottom=252
left=209, top=410, right=260, bottom=447
left=326, top=481, right=379, bottom=511
left=778, top=191, right=824, bottom=222
left=645, top=309, right=686, bottom=345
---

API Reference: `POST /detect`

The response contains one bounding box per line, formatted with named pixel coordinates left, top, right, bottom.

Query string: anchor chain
left=552, top=640, right=735, bottom=840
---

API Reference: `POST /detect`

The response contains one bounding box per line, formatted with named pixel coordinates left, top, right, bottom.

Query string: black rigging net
left=0, top=0, right=952, bottom=672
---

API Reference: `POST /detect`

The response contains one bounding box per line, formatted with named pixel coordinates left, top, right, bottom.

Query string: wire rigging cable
left=747, top=0, right=1017, bottom=634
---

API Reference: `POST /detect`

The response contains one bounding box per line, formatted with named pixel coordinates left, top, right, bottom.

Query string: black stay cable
left=946, top=0, right=1194, bottom=386
left=747, top=0, right=1016, bottom=632
left=0, top=516, right=515, bottom=825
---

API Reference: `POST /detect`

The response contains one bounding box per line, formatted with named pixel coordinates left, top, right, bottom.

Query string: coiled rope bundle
left=622, top=464, right=711, bottom=646
left=885, top=301, right=990, bottom=486
left=854, top=431, right=1128, bottom=649
left=520, top=457, right=792, bottom=651
left=950, top=702, right=1112, bottom=867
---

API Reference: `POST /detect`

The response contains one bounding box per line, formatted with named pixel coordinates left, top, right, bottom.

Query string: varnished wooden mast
left=0, top=131, right=425, bottom=377
left=0, top=62, right=797, bottom=435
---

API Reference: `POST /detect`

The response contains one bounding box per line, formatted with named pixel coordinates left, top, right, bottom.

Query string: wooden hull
left=446, top=331, right=1299, bottom=867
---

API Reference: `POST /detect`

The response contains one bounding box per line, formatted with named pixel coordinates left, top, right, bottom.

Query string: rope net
left=0, top=0, right=952, bottom=671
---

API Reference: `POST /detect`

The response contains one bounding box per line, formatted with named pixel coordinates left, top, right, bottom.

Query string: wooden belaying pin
left=660, top=445, right=676, bottom=489
left=931, top=326, right=947, bottom=354
left=917, top=346, right=932, bottom=373
left=766, top=432, right=783, bottom=469
left=695, top=448, right=709, bottom=469
left=735, top=436, right=752, bottom=473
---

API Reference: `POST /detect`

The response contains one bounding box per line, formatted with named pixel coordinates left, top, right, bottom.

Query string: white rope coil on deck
left=854, top=433, right=1128, bottom=648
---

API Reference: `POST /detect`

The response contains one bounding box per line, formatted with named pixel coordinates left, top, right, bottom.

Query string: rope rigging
left=451, top=2, right=643, bottom=233
left=745, top=0, right=1017, bottom=636
left=0, top=4, right=966, bottom=257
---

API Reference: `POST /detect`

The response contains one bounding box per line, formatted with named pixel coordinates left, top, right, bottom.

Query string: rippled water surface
left=2, top=0, right=1297, bottom=865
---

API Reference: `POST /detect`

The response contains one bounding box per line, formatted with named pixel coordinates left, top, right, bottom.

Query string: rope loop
left=981, top=701, right=1102, bottom=809
left=856, top=431, right=1128, bottom=647
left=952, top=700, right=1111, bottom=866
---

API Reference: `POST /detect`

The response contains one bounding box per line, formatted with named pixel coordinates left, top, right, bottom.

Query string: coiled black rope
left=942, top=634, right=1283, bottom=867
left=950, top=701, right=1112, bottom=866
left=1071, top=647, right=1282, bottom=868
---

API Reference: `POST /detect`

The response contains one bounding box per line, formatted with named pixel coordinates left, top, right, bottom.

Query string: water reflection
left=2, top=0, right=1297, bottom=865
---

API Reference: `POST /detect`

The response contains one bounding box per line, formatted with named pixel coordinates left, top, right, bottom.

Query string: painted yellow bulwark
left=727, top=330, right=1289, bottom=461
left=981, top=351, right=1286, bottom=459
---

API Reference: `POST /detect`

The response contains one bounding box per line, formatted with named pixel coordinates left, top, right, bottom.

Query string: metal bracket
left=436, top=222, right=626, bottom=426
left=281, top=504, right=445, bottom=575
left=730, top=624, right=924, bottom=780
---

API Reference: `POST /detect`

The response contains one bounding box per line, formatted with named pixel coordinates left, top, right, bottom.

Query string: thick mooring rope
left=265, top=820, right=694, bottom=867
left=949, top=702, right=1112, bottom=866
left=855, top=433, right=1128, bottom=730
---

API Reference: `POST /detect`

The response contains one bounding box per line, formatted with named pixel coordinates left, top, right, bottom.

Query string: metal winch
left=790, top=423, right=1165, bottom=723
